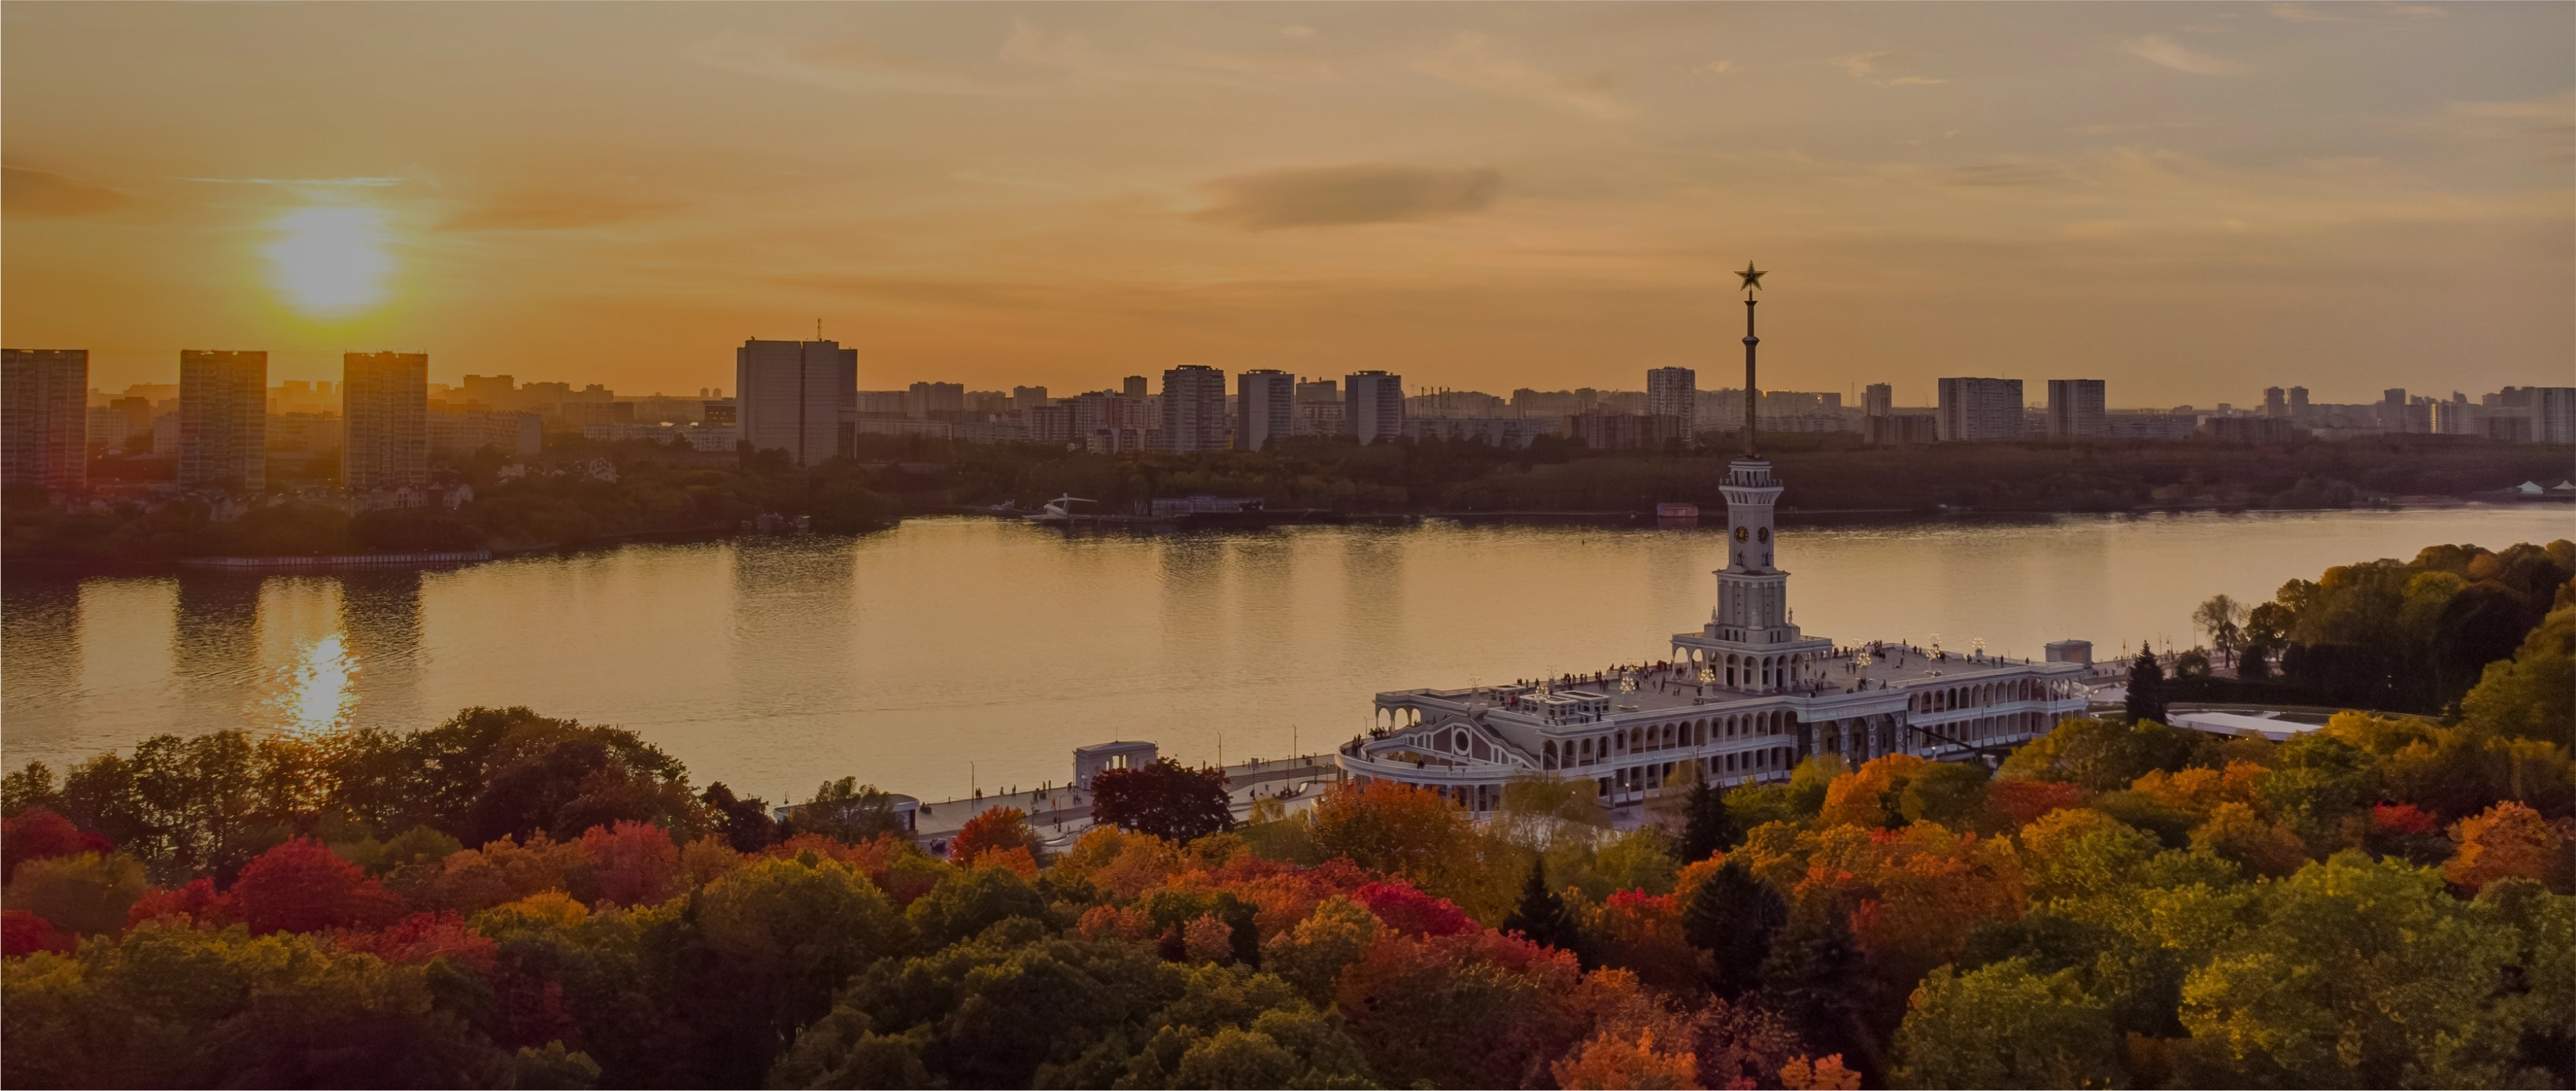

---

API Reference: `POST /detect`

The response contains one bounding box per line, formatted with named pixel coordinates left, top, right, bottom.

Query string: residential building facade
left=1935, top=377, right=2025, bottom=442
left=736, top=339, right=858, bottom=466
left=2, top=348, right=88, bottom=492
left=1159, top=365, right=1229, bottom=453
left=2044, top=378, right=2107, bottom=440
left=1345, top=370, right=1405, bottom=445
left=180, top=350, right=267, bottom=493
left=343, top=352, right=430, bottom=491
left=1645, top=367, right=1697, bottom=443
left=1236, top=369, right=1295, bottom=452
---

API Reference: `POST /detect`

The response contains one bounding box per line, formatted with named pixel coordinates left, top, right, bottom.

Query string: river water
left=4, top=507, right=2566, bottom=805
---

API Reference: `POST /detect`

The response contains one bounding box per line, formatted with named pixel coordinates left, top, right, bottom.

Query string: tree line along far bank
left=0, top=543, right=2569, bottom=1089
left=9, top=430, right=2568, bottom=562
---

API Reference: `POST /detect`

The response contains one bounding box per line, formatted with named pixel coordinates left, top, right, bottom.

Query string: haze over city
left=5, top=2, right=2570, bottom=402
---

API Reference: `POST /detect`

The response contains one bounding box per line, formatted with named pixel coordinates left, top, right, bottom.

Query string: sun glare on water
left=267, top=633, right=360, bottom=737
left=265, top=206, right=393, bottom=317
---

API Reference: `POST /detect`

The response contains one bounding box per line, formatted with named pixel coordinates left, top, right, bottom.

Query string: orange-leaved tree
left=952, top=806, right=1038, bottom=866
left=2444, top=800, right=2573, bottom=894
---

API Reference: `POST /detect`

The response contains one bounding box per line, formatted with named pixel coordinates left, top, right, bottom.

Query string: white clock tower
left=1676, top=265, right=1833, bottom=691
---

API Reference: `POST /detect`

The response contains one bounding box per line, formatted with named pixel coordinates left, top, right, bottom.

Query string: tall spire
left=1737, top=262, right=1765, bottom=456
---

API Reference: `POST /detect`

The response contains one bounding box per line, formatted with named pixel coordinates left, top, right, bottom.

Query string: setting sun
left=263, top=205, right=392, bottom=318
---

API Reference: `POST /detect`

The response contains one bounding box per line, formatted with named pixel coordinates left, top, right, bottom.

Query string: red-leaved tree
left=229, top=838, right=408, bottom=934
left=1, top=909, right=75, bottom=957
left=2, top=809, right=111, bottom=885
left=1353, top=879, right=1475, bottom=937
left=580, top=820, right=680, bottom=907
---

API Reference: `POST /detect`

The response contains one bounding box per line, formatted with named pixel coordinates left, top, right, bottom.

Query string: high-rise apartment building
left=2289, top=387, right=2309, bottom=417
left=1122, top=376, right=1149, bottom=400
left=1236, top=369, right=1295, bottom=452
left=459, top=373, right=517, bottom=409
left=907, top=382, right=964, bottom=416
left=343, top=352, right=429, bottom=491
left=1345, top=371, right=1405, bottom=445
left=1935, top=377, right=2025, bottom=442
left=2044, top=379, right=2107, bottom=440
left=180, top=350, right=267, bottom=493
left=2, top=348, right=88, bottom=492
left=1159, top=365, right=1228, bottom=453
left=1645, top=367, right=1697, bottom=443
left=2492, top=387, right=2576, bottom=445
left=736, top=339, right=858, bottom=466
left=2379, top=389, right=2409, bottom=432
left=2263, top=387, right=2286, bottom=417
left=1011, top=386, right=1050, bottom=410
left=1862, top=383, right=1893, bottom=418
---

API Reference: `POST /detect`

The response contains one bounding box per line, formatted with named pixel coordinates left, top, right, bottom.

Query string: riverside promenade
left=908, top=751, right=1348, bottom=853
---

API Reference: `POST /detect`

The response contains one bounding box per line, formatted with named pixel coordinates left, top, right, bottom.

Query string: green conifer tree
left=1678, top=780, right=1740, bottom=862
left=2124, top=642, right=2168, bottom=726
left=1759, top=917, right=1876, bottom=1081
left=1682, top=858, right=1787, bottom=997
left=1501, top=855, right=1584, bottom=962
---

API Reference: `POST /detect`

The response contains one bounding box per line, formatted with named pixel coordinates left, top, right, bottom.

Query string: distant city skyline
left=6, top=5, right=2570, bottom=400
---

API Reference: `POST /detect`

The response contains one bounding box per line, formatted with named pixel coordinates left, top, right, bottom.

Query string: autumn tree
left=698, top=782, right=777, bottom=852
left=683, top=856, right=915, bottom=1084
left=1092, top=758, right=1235, bottom=843
left=1554, top=1029, right=1698, bottom=1090
left=2193, top=593, right=2248, bottom=667
left=2175, top=852, right=2529, bottom=1088
left=1306, top=779, right=1467, bottom=887
left=952, top=805, right=1039, bottom=865
left=1893, top=958, right=2120, bottom=1089
left=1, top=809, right=111, bottom=883
left=905, top=863, right=1053, bottom=948
left=1334, top=928, right=1589, bottom=1088
left=1, top=852, right=147, bottom=936
left=792, top=777, right=909, bottom=844
left=578, top=819, right=680, bottom=906
left=2460, top=601, right=2575, bottom=746
left=2444, top=801, right=2573, bottom=894
left=228, top=837, right=406, bottom=934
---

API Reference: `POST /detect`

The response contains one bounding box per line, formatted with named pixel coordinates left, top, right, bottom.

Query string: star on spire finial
left=1737, top=262, right=1767, bottom=293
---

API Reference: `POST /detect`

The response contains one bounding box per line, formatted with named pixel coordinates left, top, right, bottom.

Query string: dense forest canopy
left=3, top=546, right=2571, bottom=1089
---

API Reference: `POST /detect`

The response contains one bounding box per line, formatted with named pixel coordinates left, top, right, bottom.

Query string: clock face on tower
left=1734, top=526, right=1749, bottom=542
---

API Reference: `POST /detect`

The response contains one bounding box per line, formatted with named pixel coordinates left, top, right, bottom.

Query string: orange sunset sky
left=4, top=2, right=2569, bottom=406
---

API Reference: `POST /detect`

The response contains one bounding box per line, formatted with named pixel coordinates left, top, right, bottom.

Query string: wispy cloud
left=2119, top=35, right=2245, bottom=75
left=998, top=19, right=1330, bottom=91
left=1832, top=51, right=1897, bottom=77
left=2071, top=121, right=2211, bottom=135
left=2268, top=3, right=2348, bottom=23
left=2, top=165, right=131, bottom=219
left=177, top=175, right=407, bottom=186
left=1192, top=164, right=1501, bottom=230
left=441, top=192, right=677, bottom=232
left=2273, top=2, right=2444, bottom=22
left=1415, top=32, right=1630, bottom=121
left=1832, top=51, right=1946, bottom=86
left=693, top=30, right=1009, bottom=96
